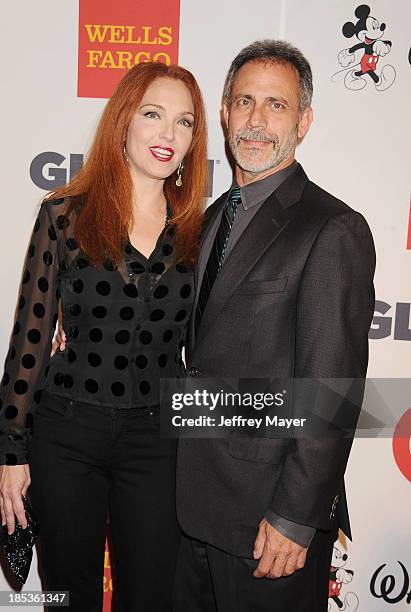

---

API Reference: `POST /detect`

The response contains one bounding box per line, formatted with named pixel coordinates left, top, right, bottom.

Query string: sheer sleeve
left=0, top=201, right=60, bottom=465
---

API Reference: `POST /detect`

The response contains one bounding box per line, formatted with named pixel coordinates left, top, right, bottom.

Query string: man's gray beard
left=228, top=128, right=298, bottom=175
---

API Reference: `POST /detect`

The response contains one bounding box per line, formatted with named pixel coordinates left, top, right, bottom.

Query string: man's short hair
left=223, top=39, right=313, bottom=112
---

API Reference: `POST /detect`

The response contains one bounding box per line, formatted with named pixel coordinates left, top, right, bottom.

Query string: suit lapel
left=187, top=191, right=230, bottom=352
left=197, top=191, right=229, bottom=256
left=193, top=164, right=309, bottom=352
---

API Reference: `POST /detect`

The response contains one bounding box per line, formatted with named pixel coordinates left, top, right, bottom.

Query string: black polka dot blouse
left=0, top=198, right=194, bottom=465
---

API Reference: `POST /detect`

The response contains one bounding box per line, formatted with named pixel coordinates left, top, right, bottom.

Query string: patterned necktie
left=195, top=188, right=241, bottom=334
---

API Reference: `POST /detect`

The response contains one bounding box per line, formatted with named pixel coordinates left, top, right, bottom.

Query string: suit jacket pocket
left=235, top=277, right=288, bottom=295
left=227, top=433, right=288, bottom=464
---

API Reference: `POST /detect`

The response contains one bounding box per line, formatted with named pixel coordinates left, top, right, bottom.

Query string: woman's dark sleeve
left=0, top=202, right=60, bottom=465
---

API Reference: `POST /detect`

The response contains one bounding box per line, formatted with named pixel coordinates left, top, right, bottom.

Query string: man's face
left=223, top=60, right=312, bottom=183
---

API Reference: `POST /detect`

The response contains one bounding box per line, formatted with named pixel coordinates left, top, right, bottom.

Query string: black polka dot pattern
left=123, top=284, right=138, bottom=298
left=92, top=306, right=107, bottom=318
left=66, top=238, right=78, bottom=251
left=163, top=330, right=173, bottom=343
left=27, top=329, right=41, bottom=344
left=158, top=354, right=167, bottom=367
left=96, top=281, right=111, bottom=296
left=33, top=303, right=45, bottom=318
left=38, top=278, right=49, bottom=293
left=57, top=215, right=70, bottom=230
left=111, top=382, right=125, bottom=397
left=70, top=304, right=81, bottom=316
left=180, top=284, right=192, bottom=298
left=120, top=307, right=134, bottom=320
left=114, top=356, right=128, bottom=370
left=150, top=309, right=165, bottom=322
left=14, top=380, right=28, bottom=395
left=43, top=251, right=53, bottom=266
left=67, top=349, right=77, bottom=363
left=0, top=199, right=194, bottom=464
left=139, top=331, right=152, bottom=345
left=88, top=353, right=102, bottom=367
left=175, top=310, right=188, bottom=322
left=115, top=330, right=130, bottom=344
left=89, top=328, right=103, bottom=342
left=5, top=406, right=18, bottom=420
left=162, top=244, right=173, bottom=256
left=85, top=379, right=98, bottom=393
left=140, top=381, right=150, bottom=395
left=22, top=354, right=36, bottom=369
left=135, top=355, right=148, bottom=369
left=129, top=261, right=145, bottom=275
left=154, top=285, right=168, bottom=299
left=151, top=262, right=165, bottom=275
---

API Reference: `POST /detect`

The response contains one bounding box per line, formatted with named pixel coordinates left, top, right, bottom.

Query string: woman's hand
left=0, top=464, right=31, bottom=534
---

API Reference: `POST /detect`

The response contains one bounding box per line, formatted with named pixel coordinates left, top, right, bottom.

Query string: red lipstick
left=149, top=146, right=175, bottom=162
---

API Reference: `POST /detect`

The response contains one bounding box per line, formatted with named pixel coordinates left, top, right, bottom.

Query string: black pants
left=173, top=528, right=337, bottom=612
left=27, top=390, right=179, bottom=612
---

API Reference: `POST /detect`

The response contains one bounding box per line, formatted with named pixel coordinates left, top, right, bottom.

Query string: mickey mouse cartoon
left=328, top=546, right=359, bottom=612
left=337, top=4, right=395, bottom=91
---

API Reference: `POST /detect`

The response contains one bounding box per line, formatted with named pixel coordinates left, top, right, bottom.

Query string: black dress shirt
left=0, top=198, right=194, bottom=465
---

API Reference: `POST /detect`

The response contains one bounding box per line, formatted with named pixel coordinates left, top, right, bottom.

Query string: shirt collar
left=231, top=160, right=298, bottom=210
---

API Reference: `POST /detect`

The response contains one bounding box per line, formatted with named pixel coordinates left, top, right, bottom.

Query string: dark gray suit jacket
left=176, top=165, right=376, bottom=558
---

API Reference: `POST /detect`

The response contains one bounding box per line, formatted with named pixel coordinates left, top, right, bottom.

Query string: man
left=174, top=40, right=375, bottom=611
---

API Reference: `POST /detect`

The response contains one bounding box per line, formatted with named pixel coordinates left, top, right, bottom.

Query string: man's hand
left=253, top=518, right=308, bottom=580
left=51, top=329, right=66, bottom=357
left=51, top=303, right=66, bottom=357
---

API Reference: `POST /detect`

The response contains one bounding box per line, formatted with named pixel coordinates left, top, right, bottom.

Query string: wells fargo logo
left=78, top=0, right=180, bottom=98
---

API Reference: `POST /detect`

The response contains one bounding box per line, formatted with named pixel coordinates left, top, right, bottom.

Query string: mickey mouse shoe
left=375, top=64, right=396, bottom=91
left=344, top=69, right=367, bottom=91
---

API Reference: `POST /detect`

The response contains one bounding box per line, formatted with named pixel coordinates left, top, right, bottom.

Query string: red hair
left=46, top=62, right=208, bottom=267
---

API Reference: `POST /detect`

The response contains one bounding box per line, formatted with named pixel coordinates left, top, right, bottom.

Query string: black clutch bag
left=0, top=495, right=39, bottom=584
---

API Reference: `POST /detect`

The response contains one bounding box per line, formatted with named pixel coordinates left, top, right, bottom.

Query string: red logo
left=78, top=0, right=180, bottom=99
left=393, top=407, right=411, bottom=482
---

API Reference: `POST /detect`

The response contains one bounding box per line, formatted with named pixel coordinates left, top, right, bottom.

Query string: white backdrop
left=0, top=1, right=410, bottom=610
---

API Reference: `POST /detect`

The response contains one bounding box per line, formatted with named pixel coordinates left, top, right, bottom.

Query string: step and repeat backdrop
left=0, top=1, right=410, bottom=610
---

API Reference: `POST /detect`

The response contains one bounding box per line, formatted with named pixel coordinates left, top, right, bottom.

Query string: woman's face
left=125, top=77, right=195, bottom=183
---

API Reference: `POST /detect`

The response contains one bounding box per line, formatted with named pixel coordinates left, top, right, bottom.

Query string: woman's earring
left=123, top=143, right=129, bottom=163
left=176, top=161, right=184, bottom=187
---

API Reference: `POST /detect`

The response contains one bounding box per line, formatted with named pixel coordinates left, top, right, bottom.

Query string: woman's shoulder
left=41, top=195, right=84, bottom=223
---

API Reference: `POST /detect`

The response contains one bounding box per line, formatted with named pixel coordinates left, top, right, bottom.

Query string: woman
left=0, top=61, right=208, bottom=610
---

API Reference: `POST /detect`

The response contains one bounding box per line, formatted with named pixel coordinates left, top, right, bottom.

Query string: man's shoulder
left=303, top=179, right=354, bottom=218
left=302, top=179, right=373, bottom=242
